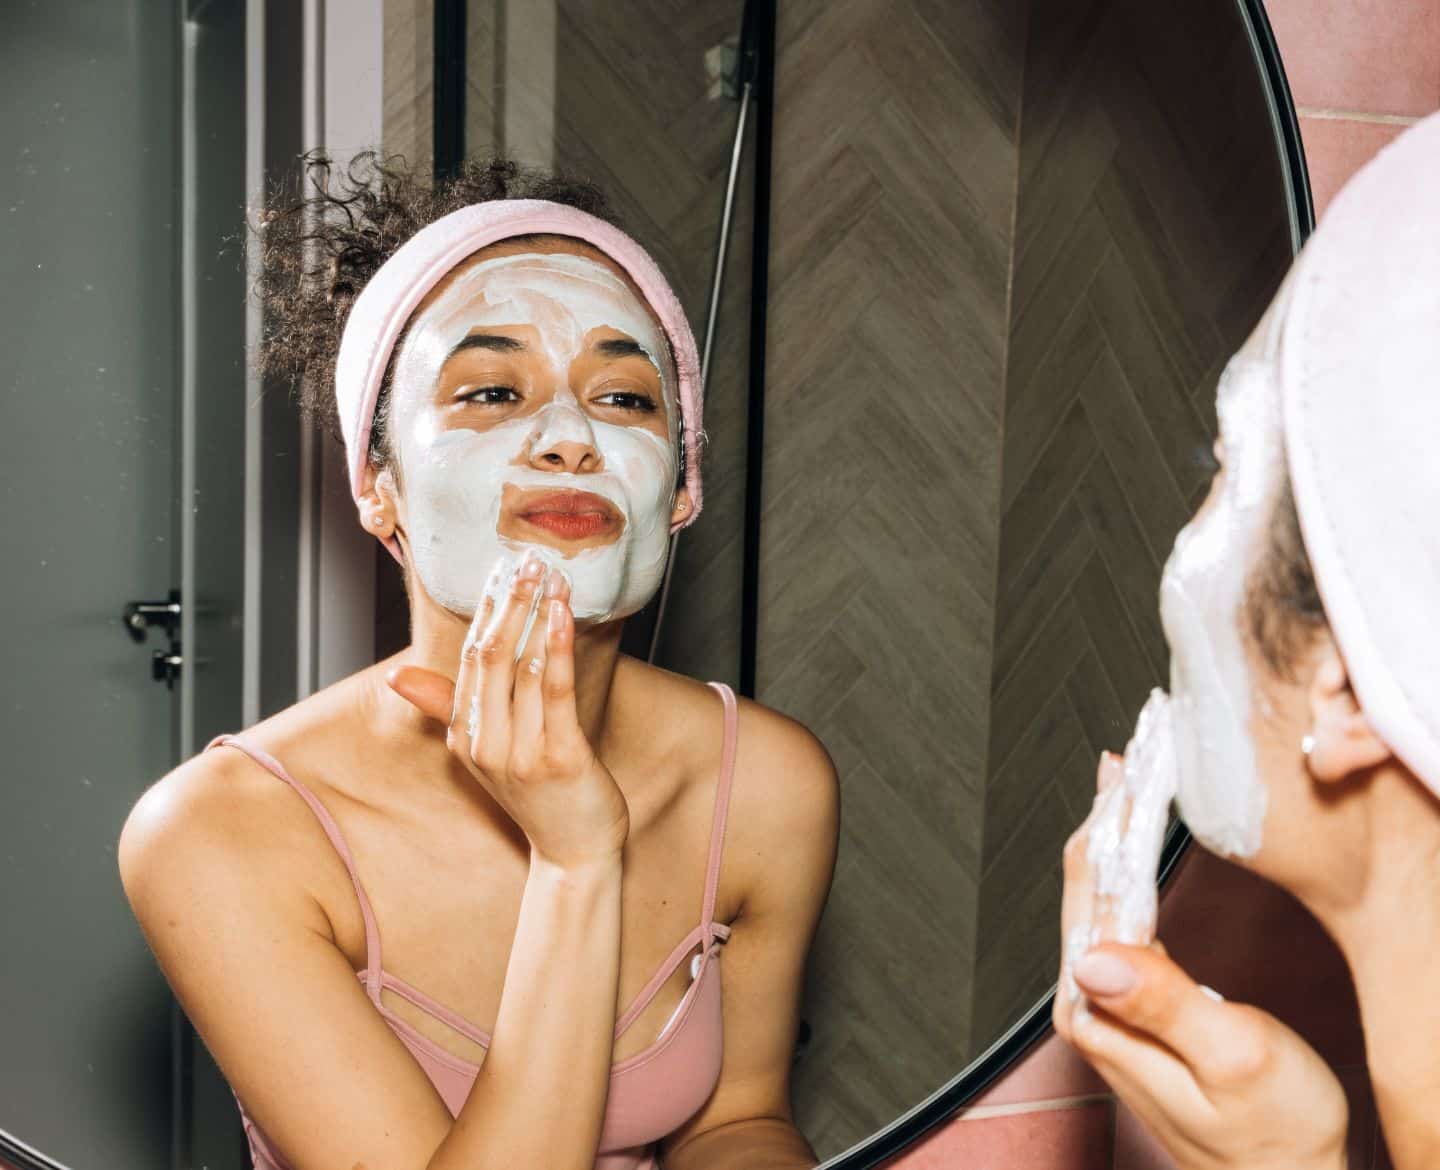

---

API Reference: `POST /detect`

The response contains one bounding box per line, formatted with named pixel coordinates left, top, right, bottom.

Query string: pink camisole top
left=202, top=679, right=740, bottom=1170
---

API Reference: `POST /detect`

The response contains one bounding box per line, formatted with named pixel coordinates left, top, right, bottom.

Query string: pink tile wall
left=880, top=9, right=1434, bottom=1165
left=1267, top=0, right=1440, bottom=219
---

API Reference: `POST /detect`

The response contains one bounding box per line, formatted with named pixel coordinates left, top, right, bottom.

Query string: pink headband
left=1278, top=109, right=1440, bottom=798
left=334, top=199, right=706, bottom=564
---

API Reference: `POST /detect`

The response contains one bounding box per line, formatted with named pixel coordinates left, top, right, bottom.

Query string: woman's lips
left=511, top=489, right=621, bottom=542
left=520, top=510, right=616, bottom=539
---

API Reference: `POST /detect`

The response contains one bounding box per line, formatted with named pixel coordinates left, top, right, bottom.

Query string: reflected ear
left=670, top=484, right=693, bottom=526
left=1304, top=645, right=1393, bottom=782
left=357, top=461, right=398, bottom=539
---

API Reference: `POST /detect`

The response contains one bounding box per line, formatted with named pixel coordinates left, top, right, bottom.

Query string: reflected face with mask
left=1156, top=274, right=1293, bottom=862
left=1155, top=264, right=1377, bottom=893
left=373, top=237, right=690, bottom=626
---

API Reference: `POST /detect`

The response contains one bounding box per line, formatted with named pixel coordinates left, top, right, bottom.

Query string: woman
left=1052, top=111, right=1440, bottom=1168
left=118, top=155, right=839, bottom=1170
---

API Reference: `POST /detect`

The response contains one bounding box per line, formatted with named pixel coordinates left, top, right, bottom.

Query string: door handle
left=123, top=588, right=183, bottom=688
left=122, top=589, right=181, bottom=643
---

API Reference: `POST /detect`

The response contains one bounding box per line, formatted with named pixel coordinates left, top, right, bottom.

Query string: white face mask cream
left=1159, top=352, right=1285, bottom=858
left=386, top=250, right=681, bottom=624
left=1066, top=349, right=1284, bottom=1004
left=1064, top=688, right=1178, bottom=1006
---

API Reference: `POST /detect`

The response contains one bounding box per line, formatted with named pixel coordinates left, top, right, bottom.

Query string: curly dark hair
left=251, top=149, right=629, bottom=484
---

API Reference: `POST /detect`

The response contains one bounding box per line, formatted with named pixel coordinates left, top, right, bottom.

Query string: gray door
left=1, top=1, right=248, bottom=1167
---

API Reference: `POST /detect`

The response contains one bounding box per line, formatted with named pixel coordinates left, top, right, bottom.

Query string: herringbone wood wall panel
left=972, top=0, right=1293, bottom=1048
left=760, top=0, right=1025, bottom=1153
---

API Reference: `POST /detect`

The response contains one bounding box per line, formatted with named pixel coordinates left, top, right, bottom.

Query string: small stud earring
left=1301, top=734, right=1317, bottom=757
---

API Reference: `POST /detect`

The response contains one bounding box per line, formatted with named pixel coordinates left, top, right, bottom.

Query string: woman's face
left=1158, top=324, right=1285, bottom=859
left=1156, top=266, right=1305, bottom=863
left=380, top=238, right=686, bottom=624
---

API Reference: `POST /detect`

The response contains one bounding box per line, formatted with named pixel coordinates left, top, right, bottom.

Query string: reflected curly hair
left=251, top=149, right=623, bottom=481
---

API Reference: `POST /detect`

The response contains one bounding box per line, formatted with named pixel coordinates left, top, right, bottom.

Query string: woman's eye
left=458, top=385, right=519, bottom=405
left=595, top=391, right=657, bottom=413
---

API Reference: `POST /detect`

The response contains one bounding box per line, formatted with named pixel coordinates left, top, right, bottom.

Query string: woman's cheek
left=594, top=423, right=677, bottom=531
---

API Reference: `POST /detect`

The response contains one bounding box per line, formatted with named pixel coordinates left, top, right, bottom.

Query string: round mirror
left=0, top=0, right=1307, bottom=1166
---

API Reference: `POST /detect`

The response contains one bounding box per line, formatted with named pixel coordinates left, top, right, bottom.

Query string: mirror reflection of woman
left=1052, top=110, right=1440, bottom=1170
left=118, top=155, right=838, bottom=1170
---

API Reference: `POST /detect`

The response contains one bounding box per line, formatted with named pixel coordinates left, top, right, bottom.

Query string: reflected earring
left=1301, top=734, right=1317, bottom=757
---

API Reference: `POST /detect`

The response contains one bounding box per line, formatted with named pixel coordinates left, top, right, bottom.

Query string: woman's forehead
left=419, top=234, right=655, bottom=320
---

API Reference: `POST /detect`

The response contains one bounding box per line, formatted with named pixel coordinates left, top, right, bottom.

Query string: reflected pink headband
left=1277, top=108, right=1440, bottom=797
left=334, top=199, right=705, bottom=565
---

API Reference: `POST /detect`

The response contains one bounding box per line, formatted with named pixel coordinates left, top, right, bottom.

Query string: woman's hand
left=387, top=548, right=631, bottom=870
left=1053, top=754, right=1350, bottom=1170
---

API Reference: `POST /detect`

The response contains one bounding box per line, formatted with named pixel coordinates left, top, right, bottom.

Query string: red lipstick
left=513, top=489, right=620, bottom=541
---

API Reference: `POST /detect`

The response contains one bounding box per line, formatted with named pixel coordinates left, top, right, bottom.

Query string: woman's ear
left=1304, top=645, right=1393, bottom=781
left=669, top=484, right=693, bottom=527
left=357, top=461, right=398, bottom=541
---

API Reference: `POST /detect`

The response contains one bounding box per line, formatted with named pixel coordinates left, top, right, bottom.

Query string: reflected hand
left=1053, top=754, right=1349, bottom=1170
left=387, top=549, right=631, bottom=870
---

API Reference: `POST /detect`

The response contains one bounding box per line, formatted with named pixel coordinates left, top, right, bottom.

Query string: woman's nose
left=527, top=398, right=602, bottom=473
left=534, top=439, right=600, bottom=473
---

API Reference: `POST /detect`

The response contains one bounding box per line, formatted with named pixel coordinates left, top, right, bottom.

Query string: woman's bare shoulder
left=620, top=656, right=835, bottom=784
left=117, top=675, right=378, bottom=912
left=619, top=656, right=826, bottom=749
left=724, top=693, right=839, bottom=926
left=729, top=695, right=838, bottom=827
left=622, top=660, right=839, bottom=909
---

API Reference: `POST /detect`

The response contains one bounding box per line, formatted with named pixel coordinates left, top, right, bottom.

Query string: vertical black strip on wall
left=433, top=0, right=467, bottom=180
left=739, top=0, right=776, bottom=700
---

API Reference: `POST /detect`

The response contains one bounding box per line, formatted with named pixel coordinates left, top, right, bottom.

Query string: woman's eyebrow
left=595, top=337, right=650, bottom=360
left=446, top=331, right=527, bottom=361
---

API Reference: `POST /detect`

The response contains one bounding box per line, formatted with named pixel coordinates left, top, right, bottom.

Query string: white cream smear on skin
left=388, top=252, right=680, bottom=624
left=1065, top=353, right=1283, bottom=1005
left=1160, top=351, right=1282, bottom=859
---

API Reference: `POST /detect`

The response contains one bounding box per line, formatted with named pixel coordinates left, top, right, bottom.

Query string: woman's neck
left=384, top=596, right=628, bottom=753
left=1309, top=785, right=1440, bottom=1170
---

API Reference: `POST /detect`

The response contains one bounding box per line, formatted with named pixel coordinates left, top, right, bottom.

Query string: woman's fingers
left=452, top=562, right=503, bottom=737
left=474, top=553, right=546, bottom=768
left=542, top=578, right=581, bottom=748
left=1072, top=943, right=1266, bottom=1089
left=1067, top=1004, right=1212, bottom=1139
left=386, top=665, right=457, bottom=723
left=510, top=569, right=560, bottom=768
left=1098, top=749, right=1124, bottom=793
left=1057, top=752, right=1127, bottom=1033
left=385, top=559, right=505, bottom=729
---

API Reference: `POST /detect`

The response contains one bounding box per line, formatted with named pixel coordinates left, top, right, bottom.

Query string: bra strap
left=204, top=735, right=384, bottom=1000
left=700, top=682, right=739, bottom=948
left=611, top=919, right=733, bottom=1042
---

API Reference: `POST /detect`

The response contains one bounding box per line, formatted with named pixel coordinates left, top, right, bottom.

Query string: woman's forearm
left=662, top=1117, right=820, bottom=1170
left=428, top=850, right=624, bottom=1170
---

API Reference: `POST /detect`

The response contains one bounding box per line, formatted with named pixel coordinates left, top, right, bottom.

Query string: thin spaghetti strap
left=204, top=734, right=384, bottom=999
left=700, top=682, right=739, bottom=947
